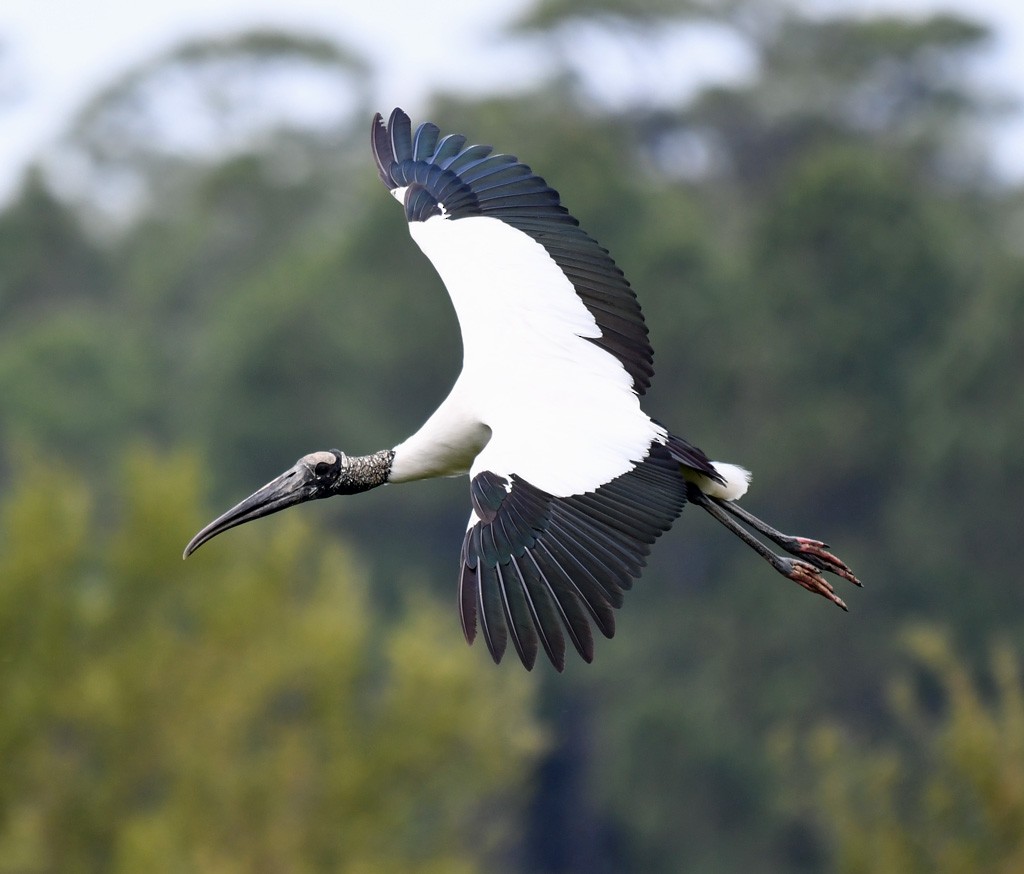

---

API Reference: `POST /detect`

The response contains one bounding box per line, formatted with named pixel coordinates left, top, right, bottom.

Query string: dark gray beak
left=183, top=462, right=319, bottom=558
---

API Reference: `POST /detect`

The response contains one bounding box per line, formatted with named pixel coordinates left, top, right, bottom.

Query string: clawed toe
left=700, top=495, right=860, bottom=609
left=789, top=537, right=862, bottom=587
left=783, top=558, right=849, bottom=611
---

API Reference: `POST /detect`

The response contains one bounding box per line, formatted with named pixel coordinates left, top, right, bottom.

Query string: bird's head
left=183, top=449, right=361, bottom=558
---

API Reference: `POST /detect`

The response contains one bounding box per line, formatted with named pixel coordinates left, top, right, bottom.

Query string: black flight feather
left=459, top=440, right=686, bottom=670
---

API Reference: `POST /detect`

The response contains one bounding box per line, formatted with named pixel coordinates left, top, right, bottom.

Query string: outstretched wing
left=371, top=107, right=653, bottom=396
left=460, top=441, right=687, bottom=671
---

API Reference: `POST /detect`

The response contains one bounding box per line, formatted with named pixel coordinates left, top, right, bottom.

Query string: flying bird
left=184, top=108, right=859, bottom=671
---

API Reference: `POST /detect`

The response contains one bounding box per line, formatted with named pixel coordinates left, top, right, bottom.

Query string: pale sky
left=1, top=0, right=1023, bottom=204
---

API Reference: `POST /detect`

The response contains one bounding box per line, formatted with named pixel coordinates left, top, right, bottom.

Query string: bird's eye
left=314, top=461, right=332, bottom=478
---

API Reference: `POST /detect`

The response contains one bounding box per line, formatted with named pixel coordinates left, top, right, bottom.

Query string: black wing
left=459, top=441, right=687, bottom=671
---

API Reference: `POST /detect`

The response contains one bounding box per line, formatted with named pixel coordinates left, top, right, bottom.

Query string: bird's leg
left=715, top=498, right=861, bottom=587
left=686, top=484, right=853, bottom=610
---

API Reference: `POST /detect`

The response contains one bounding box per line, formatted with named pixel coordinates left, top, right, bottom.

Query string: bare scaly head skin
left=184, top=449, right=393, bottom=557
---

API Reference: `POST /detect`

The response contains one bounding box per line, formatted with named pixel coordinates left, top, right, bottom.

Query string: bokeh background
left=2, top=1, right=1024, bottom=871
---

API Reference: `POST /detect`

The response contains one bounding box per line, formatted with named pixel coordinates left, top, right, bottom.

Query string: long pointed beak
left=183, top=462, right=318, bottom=558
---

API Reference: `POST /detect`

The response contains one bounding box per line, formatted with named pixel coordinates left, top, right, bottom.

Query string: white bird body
left=394, top=213, right=662, bottom=498
left=185, top=108, right=859, bottom=671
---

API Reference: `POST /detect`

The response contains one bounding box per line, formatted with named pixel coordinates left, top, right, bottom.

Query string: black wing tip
left=370, top=111, right=394, bottom=187
left=489, top=638, right=543, bottom=672
left=372, top=107, right=416, bottom=188
left=370, top=108, right=561, bottom=222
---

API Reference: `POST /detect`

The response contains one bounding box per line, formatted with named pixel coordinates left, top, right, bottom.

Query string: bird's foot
left=783, top=537, right=861, bottom=588
left=697, top=493, right=861, bottom=607
left=780, top=557, right=849, bottom=611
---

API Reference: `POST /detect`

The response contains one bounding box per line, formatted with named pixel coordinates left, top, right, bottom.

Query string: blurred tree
left=519, top=1, right=999, bottom=186
left=0, top=172, right=113, bottom=319
left=0, top=177, right=132, bottom=462
left=780, top=627, right=1024, bottom=873
left=0, top=448, right=544, bottom=873
left=51, top=30, right=371, bottom=226
left=0, top=310, right=155, bottom=461
left=680, top=15, right=996, bottom=188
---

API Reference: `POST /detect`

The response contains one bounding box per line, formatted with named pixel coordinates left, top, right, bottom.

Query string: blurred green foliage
left=1, top=1, right=1024, bottom=870
left=0, top=448, right=544, bottom=873
left=785, top=628, right=1024, bottom=873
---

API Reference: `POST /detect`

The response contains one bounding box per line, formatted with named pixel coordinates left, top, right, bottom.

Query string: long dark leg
left=716, top=498, right=861, bottom=587
left=686, top=484, right=857, bottom=610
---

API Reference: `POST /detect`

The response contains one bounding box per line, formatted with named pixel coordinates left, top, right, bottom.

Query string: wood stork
left=184, top=108, right=859, bottom=671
